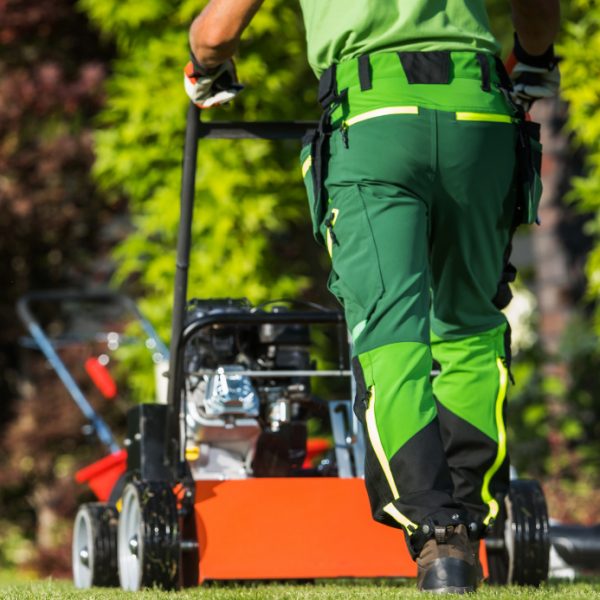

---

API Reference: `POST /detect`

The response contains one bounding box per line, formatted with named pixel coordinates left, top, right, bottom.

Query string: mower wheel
left=117, top=480, right=180, bottom=591
left=486, top=479, right=550, bottom=586
left=72, top=502, right=119, bottom=588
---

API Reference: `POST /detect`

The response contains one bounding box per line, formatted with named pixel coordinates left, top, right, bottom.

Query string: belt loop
left=314, top=63, right=349, bottom=224
left=476, top=53, right=491, bottom=92
left=358, top=54, right=372, bottom=91
left=318, top=64, right=338, bottom=108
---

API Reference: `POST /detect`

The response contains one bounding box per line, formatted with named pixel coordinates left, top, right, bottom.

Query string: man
left=186, top=0, right=560, bottom=593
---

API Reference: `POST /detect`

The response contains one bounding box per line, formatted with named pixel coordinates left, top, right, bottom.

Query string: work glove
left=184, top=52, right=243, bottom=109
left=509, top=34, right=560, bottom=112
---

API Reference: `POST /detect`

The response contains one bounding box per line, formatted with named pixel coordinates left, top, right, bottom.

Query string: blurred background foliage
left=79, top=0, right=329, bottom=400
left=0, top=0, right=117, bottom=576
left=1, top=0, right=600, bottom=578
left=561, top=0, right=600, bottom=326
left=80, top=0, right=318, bottom=328
left=543, top=0, right=600, bottom=519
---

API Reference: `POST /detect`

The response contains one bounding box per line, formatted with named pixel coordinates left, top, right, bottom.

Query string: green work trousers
left=302, top=51, right=518, bottom=552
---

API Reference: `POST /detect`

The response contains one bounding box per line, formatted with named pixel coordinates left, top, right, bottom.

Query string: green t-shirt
left=298, top=0, right=500, bottom=77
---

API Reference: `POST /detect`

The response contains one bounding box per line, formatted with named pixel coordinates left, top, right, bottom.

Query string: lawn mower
left=16, top=289, right=169, bottom=499
left=19, top=104, right=578, bottom=590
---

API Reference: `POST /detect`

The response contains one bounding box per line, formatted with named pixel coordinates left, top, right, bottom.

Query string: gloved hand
left=509, top=34, right=560, bottom=112
left=184, top=52, right=243, bottom=109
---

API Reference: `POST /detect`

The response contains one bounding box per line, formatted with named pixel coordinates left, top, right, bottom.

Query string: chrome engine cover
left=186, top=365, right=261, bottom=479
left=203, top=366, right=260, bottom=418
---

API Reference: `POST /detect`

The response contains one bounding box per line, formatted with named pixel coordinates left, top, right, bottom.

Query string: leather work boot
left=416, top=524, right=478, bottom=594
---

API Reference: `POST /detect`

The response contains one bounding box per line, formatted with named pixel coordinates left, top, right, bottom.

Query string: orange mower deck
left=193, top=477, right=489, bottom=583
left=76, top=453, right=489, bottom=584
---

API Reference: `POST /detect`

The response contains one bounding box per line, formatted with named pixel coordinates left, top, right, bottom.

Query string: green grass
left=0, top=579, right=599, bottom=599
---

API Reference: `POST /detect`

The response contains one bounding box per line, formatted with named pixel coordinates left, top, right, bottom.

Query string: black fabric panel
left=435, top=400, right=510, bottom=525
left=318, top=64, right=337, bottom=107
left=387, top=418, right=464, bottom=525
left=398, top=51, right=450, bottom=84
left=492, top=234, right=517, bottom=312
left=476, top=52, right=491, bottom=92
left=389, top=418, right=454, bottom=501
left=514, top=32, right=557, bottom=69
left=358, top=54, right=372, bottom=91
left=351, top=356, right=369, bottom=422
left=351, top=359, right=466, bottom=552
left=492, top=260, right=516, bottom=309
left=503, top=326, right=516, bottom=385
left=362, top=413, right=465, bottom=530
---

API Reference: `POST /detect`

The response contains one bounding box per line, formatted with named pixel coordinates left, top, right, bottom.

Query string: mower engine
left=184, top=299, right=314, bottom=480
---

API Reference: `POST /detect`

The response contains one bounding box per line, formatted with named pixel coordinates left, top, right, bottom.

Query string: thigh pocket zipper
left=325, top=208, right=339, bottom=256
left=326, top=185, right=385, bottom=328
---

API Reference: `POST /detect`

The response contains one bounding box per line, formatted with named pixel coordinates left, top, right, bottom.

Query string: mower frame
left=164, top=105, right=323, bottom=479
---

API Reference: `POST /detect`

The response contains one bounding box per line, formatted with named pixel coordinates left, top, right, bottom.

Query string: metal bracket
left=328, top=400, right=365, bottom=478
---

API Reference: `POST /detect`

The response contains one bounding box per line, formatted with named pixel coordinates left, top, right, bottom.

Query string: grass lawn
left=0, top=579, right=599, bottom=599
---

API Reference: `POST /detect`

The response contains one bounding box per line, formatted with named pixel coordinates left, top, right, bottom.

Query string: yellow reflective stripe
left=384, top=502, right=417, bottom=533
left=455, top=112, right=513, bottom=124
left=365, top=386, right=417, bottom=534
left=345, top=106, right=419, bottom=127
left=326, top=208, right=339, bottom=257
left=481, top=357, right=509, bottom=525
left=301, top=155, right=312, bottom=178
left=365, top=386, right=399, bottom=498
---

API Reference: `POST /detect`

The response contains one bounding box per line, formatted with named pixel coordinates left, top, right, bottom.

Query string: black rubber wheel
left=486, top=479, right=550, bottom=586
left=72, top=503, right=119, bottom=588
left=117, top=480, right=180, bottom=591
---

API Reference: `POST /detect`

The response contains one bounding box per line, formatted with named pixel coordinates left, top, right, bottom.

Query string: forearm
left=189, top=0, right=264, bottom=68
left=511, top=0, right=560, bottom=55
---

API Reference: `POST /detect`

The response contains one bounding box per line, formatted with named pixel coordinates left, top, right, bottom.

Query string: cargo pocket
left=516, top=120, right=543, bottom=225
left=326, top=185, right=385, bottom=333
left=300, top=138, right=327, bottom=246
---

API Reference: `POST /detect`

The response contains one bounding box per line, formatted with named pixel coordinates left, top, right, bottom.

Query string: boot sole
left=418, top=557, right=478, bottom=594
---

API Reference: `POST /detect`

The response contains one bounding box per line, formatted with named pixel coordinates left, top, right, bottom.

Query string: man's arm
left=511, top=0, right=560, bottom=55
left=508, top=0, right=561, bottom=110
left=189, top=0, right=265, bottom=68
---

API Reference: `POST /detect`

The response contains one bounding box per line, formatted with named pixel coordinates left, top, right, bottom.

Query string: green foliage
left=486, top=0, right=513, bottom=53
left=546, top=1, right=600, bottom=485
left=508, top=313, right=600, bottom=482
left=0, top=522, right=34, bottom=571
left=79, top=0, right=323, bottom=399
left=0, top=0, right=119, bottom=575
left=558, top=317, right=600, bottom=478
left=561, top=2, right=600, bottom=326
left=507, top=340, right=550, bottom=478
